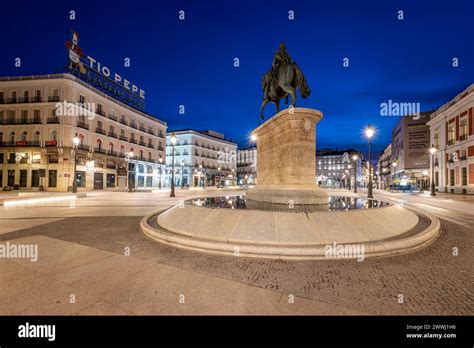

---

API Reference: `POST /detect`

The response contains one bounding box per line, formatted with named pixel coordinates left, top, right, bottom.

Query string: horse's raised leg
left=275, top=100, right=280, bottom=114
left=280, top=85, right=297, bottom=107
left=260, top=99, right=268, bottom=120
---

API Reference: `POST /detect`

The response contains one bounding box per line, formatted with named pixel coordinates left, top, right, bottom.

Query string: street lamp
left=181, top=160, right=184, bottom=189
left=430, top=144, right=437, bottom=196
left=128, top=151, right=134, bottom=192
left=72, top=133, right=80, bottom=193
left=170, top=132, right=177, bottom=197
left=347, top=165, right=352, bottom=190
left=352, top=154, right=358, bottom=193
left=158, top=157, right=163, bottom=189
left=364, top=125, right=375, bottom=199
left=199, top=163, right=203, bottom=188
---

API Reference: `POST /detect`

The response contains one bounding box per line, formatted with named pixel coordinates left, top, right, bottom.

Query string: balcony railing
left=108, top=132, right=117, bottom=138
left=45, top=140, right=57, bottom=147
left=6, top=98, right=17, bottom=103
left=139, top=126, right=146, bottom=132
left=0, top=141, right=41, bottom=147
left=120, top=119, right=128, bottom=126
left=31, top=97, right=42, bottom=102
left=147, top=143, right=154, bottom=149
left=0, top=99, right=4, bottom=104
left=47, top=117, right=60, bottom=124
left=48, top=96, right=60, bottom=102
left=460, top=156, right=467, bottom=161
left=130, top=138, right=137, bottom=144
left=77, top=144, right=90, bottom=151
left=139, top=141, right=147, bottom=146
left=96, top=128, right=106, bottom=135
left=447, top=139, right=455, bottom=146
left=129, top=123, right=137, bottom=129
left=108, top=114, right=117, bottom=121
left=18, top=97, right=29, bottom=103
left=96, top=109, right=105, bottom=116
left=12, top=118, right=42, bottom=124
left=460, top=134, right=468, bottom=141
left=94, top=147, right=107, bottom=154
left=107, top=150, right=118, bottom=157
left=77, top=121, right=89, bottom=130
left=147, top=129, right=155, bottom=135
left=119, top=135, right=128, bottom=141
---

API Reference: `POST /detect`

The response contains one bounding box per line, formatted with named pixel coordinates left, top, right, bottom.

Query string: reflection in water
left=188, top=196, right=390, bottom=212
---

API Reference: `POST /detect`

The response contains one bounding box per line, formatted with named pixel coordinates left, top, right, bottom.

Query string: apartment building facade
left=0, top=74, right=167, bottom=191
left=237, top=147, right=257, bottom=185
left=165, top=129, right=237, bottom=188
left=427, top=84, right=474, bottom=194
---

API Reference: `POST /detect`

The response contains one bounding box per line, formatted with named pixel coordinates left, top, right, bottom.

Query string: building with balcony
left=237, top=147, right=257, bottom=185
left=316, top=149, right=363, bottom=188
left=376, top=143, right=392, bottom=190
left=427, top=84, right=474, bottom=194
left=165, top=129, right=237, bottom=188
left=0, top=73, right=167, bottom=191
left=391, top=111, right=432, bottom=190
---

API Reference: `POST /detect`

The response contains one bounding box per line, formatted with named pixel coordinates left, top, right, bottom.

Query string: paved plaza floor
left=0, top=188, right=472, bottom=315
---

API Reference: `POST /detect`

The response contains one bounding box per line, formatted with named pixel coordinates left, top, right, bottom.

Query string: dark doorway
left=94, top=172, right=103, bottom=190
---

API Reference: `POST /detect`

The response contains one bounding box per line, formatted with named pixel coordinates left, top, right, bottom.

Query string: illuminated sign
left=65, top=32, right=145, bottom=110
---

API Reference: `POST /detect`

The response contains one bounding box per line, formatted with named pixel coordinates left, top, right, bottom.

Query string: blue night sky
left=1, top=0, right=473, bottom=157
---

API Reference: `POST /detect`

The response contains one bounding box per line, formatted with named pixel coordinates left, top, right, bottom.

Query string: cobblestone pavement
left=1, top=214, right=472, bottom=315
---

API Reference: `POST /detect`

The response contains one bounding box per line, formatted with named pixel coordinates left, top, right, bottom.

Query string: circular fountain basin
left=141, top=195, right=440, bottom=260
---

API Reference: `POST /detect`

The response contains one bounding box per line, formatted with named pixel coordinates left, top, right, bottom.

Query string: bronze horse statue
left=260, top=63, right=311, bottom=120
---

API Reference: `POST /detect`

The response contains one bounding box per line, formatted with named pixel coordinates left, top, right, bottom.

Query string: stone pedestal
left=246, top=107, right=328, bottom=205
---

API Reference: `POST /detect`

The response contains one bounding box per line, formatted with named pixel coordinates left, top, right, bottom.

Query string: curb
left=140, top=206, right=441, bottom=261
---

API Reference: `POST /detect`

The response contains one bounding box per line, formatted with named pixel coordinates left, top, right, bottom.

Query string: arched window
left=109, top=142, right=114, bottom=152
left=33, top=131, right=40, bottom=142
left=21, top=131, right=27, bottom=141
left=120, top=145, right=125, bottom=155
left=140, top=149, right=144, bottom=159
left=51, top=130, right=57, bottom=141
left=97, top=139, right=102, bottom=150
left=9, top=131, right=15, bottom=143
left=148, top=152, right=152, bottom=160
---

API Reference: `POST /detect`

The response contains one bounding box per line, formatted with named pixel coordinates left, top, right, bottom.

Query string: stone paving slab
left=0, top=235, right=365, bottom=315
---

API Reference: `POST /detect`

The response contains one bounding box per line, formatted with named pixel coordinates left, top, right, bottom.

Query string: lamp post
left=352, top=154, right=358, bottom=193
left=181, top=160, right=184, bottom=189
left=158, top=157, right=163, bottom=189
left=170, top=132, right=177, bottom=197
left=128, top=151, right=134, bottom=192
left=430, top=144, right=437, bottom=196
left=199, top=163, right=203, bottom=187
left=72, top=133, right=80, bottom=193
left=365, top=125, right=375, bottom=199
left=347, top=165, right=352, bottom=190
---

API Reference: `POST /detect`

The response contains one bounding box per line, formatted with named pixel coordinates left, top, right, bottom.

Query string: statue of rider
left=263, top=43, right=294, bottom=100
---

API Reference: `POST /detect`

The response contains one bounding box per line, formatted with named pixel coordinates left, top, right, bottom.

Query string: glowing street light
left=170, top=132, right=177, bottom=197
left=72, top=133, right=80, bottom=193
left=430, top=144, right=437, bottom=196
left=352, top=154, right=358, bottom=193
left=364, top=124, right=375, bottom=199
left=128, top=151, right=134, bottom=192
